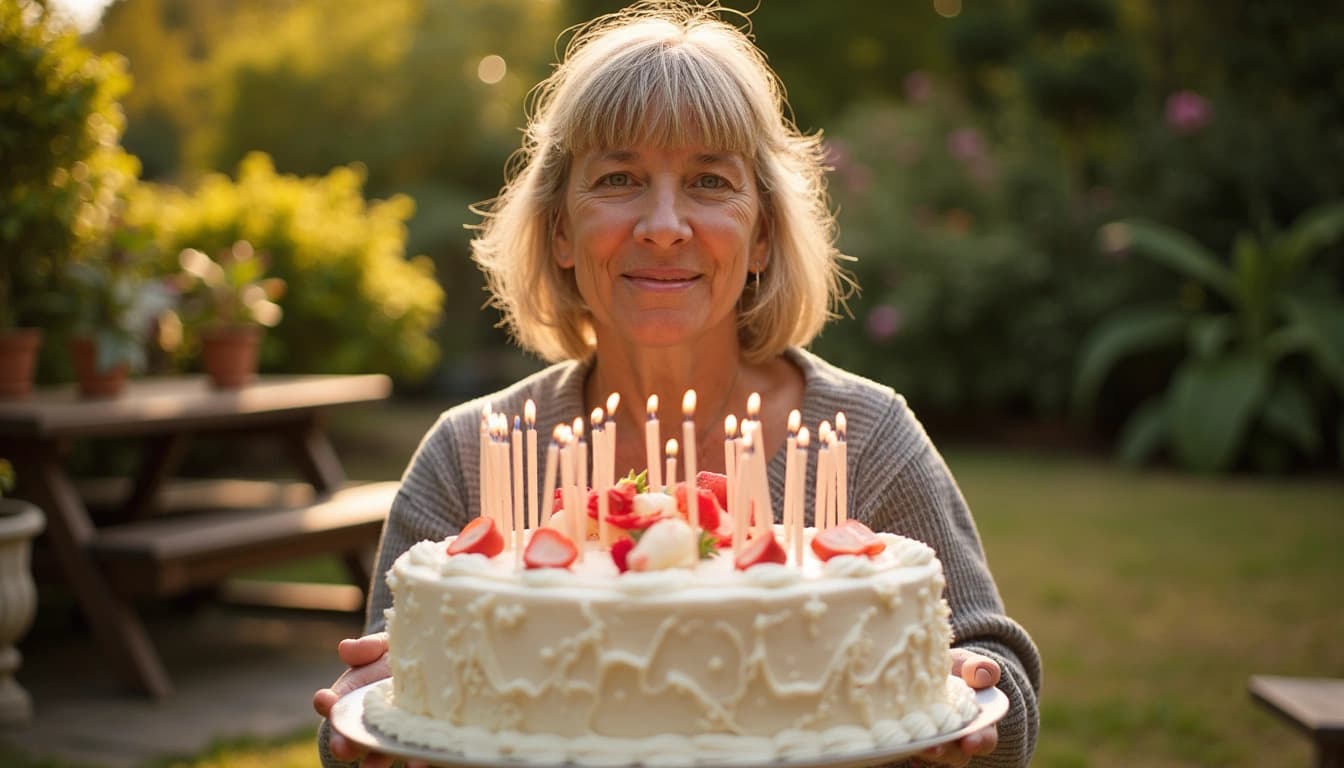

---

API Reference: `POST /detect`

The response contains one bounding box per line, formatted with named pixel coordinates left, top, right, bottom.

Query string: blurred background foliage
left=13, top=0, right=1344, bottom=473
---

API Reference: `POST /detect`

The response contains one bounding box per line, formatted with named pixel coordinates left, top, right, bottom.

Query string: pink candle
left=525, top=400, right=538, bottom=530
left=645, top=395, right=662, bottom=490
left=681, top=390, right=698, bottom=534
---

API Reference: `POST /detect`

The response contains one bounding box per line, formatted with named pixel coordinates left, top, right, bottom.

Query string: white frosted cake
left=365, top=523, right=978, bottom=765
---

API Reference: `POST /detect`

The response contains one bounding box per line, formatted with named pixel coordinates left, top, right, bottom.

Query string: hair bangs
left=562, top=42, right=761, bottom=156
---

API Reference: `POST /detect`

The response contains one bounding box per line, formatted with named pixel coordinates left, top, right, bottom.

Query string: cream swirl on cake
left=366, top=529, right=979, bottom=765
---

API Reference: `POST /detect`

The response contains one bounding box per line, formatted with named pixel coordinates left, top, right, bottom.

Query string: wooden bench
left=1249, top=675, right=1344, bottom=768
left=88, top=480, right=398, bottom=599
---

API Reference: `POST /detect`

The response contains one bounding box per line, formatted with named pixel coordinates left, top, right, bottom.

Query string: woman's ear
left=553, top=212, right=574, bottom=269
left=751, top=213, right=770, bottom=271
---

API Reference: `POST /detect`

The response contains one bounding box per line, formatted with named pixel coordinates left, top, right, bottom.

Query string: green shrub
left=125, top=152, right=444, bottom=384
left=1074, top=205, right=1344, bottom=472
left=0, top=0, right=138, bottom=331
left=818, top=90, right=1129, bottom=422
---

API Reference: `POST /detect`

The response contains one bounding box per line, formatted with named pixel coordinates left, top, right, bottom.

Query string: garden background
left=3, top=0, right=1343, bottom=766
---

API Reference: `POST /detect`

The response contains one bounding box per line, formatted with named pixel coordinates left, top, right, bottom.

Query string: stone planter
left=0, top=498, right=44, bottom=723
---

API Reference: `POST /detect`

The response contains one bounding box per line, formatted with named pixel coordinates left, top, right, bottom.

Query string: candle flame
left=835, top=411, right=847, bottom=438
left=724, top=414, right=738, bottom=437
left=787, top=408, right=801, bottom=434
left=819, top=420, right=832, bottom=441
left=551, top=424, right=566, bottom=443
left=572, top=416, right=585, bottom=440
left=796, top=426, right=810, bottom=447
left=747, top=392, right=761, bottom=417
left=665, top=438, right=678, bottom=457
left=514, top=415, right=521, bottom=431
left=647, top=394, right=659, bottom=418
left=606, top=392, right=620, bottom=414
left=682, top=389, right=697, bottom=417
left=524, top=399, right=536, bottom=425
left=591, top=407, right=604, bottom=427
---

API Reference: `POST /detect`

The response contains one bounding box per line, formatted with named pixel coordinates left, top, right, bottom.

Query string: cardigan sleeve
left=855, top=397, right=1042, bottom=768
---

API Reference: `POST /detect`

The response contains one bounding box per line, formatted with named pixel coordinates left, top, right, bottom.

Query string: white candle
left=723, top=414, right=738, bottom=527
left=645, top=395, right=662, bottom=490
left=783, top=409, right=800, bottom=549
left=794, top=427, right=810, bottom=566
left=592, top=407, right=609, bottom=547
left=541, top=425, right=561, bottom=528
left=681, top=390, right=698, bottom=534
left=751, top=424, right=772, bottom=537
left=512, top=416, right=524, bottom=565
left=525, top=400, right=538, bottom=530
left=603, top=393, right=619, bottom=545
left=664, top=438, right=678, bottom=497
left=574, top=417, right=587, bottom=557
left=559, top=426, right=575, bottom=545
left=746, top=392, right=763, bottom=461
left=815, top=421, right=832, bottom=532
left=732, top=428, right=754, bottom=557
left=835, top=411, right=848, bottom=526
left=478, top=404, right=491, bottom=519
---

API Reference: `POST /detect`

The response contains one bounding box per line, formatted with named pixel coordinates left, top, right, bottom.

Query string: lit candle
left=645, top=395, right=662, bottom=490
left=732, top=427, right=754, bottom=557
left=794, top=427, right=810, bottom=566
left=681, top=390, right=698, bottom=533
left=541, top=424, right=561, bottom=528
left=574, top=417, right=587, bottom=558
left=592, top=407, right=609, bottom=547
left=606, top=391, right=620, bottom=474
left=664, top=438, right=678, bottom=498
left=783, top=409, right=801, bottom=549
left=723, top=414, right=738, bottom=527
left=815, top=420, right=832, bottom=532
left=559, top=425, right=575, bottom=545
left=835, top=411, right=848, bottom=526
left=746, top=392, right=763, bottom=459
left=495, top=414, right=512, bottom=544
left=750, top=423, right=772, bottom=537
left=510, top=416, right=522, bottom=565
left=525, top=400, right=538, bottom=530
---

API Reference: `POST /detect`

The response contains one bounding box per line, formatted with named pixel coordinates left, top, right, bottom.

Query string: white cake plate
left=331, top=679, right=1009, bottom=768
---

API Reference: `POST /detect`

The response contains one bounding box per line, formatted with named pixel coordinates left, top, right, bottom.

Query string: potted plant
left=176, top=241, right=285, bottom=388
left=64, top=231, right=177, bottom=398
left=0, top=459, right=44, bottom=724
left=0, top=1, right=138, bottom=398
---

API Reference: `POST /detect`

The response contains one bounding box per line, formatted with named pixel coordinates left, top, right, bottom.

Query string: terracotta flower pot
left=68, top=336, right=129, bottom=398
left=0, top=329, right=43, bottom=400
left=202, top=325, right=262, bottom=389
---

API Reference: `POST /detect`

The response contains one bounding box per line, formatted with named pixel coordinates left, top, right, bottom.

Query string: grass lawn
left=9, top=399, right=1342, bottom=767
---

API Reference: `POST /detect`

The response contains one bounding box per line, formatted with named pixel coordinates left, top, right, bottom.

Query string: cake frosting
left=367, top=525, right=979, bottom=765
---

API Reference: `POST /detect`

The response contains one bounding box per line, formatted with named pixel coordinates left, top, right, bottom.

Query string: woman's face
left=555, top=144, right=768, bottom=351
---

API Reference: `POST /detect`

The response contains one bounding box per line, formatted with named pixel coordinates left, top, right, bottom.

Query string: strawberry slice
left=447, top=516, right=505, bottom=557
left=674, top=483, right=723, bottom=531
left=609, top=537, right=635, bottom=573
left=523, top=527, right=578, bottom=569
left=810, top=520, right=885, bottom=561
left=735, top=529, right=788, bottom=570
left=695, top=471, right=729, bottom=511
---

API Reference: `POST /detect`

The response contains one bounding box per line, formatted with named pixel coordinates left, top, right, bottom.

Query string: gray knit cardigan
left=319, top=347, right=1041, bottom=767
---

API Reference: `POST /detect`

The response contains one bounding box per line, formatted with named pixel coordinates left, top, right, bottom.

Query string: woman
left=313, top=2, right=1041, bottom=766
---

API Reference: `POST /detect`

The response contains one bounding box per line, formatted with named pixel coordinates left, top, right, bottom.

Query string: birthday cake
left=365, top=489, right=977, bottom=763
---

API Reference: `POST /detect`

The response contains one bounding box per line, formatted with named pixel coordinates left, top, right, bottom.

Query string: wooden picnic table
left=0, top=374, right=399, bottom=699
left=1250, top=675, right=1344, bottom=768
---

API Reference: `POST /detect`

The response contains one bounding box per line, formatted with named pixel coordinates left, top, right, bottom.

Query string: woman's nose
left=634, top=181, right=691, bottom=248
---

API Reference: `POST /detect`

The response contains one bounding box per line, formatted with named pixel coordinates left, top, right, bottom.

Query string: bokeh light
left=477, top=55, right=507, bottom=85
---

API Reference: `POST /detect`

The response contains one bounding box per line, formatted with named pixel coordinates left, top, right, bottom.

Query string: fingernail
left=973, top=667, right=993, bottom=687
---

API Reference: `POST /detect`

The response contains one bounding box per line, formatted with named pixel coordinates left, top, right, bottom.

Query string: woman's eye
left=599, top=172, right=632, bottom=187
left=694, top=174, right=729, bottom=189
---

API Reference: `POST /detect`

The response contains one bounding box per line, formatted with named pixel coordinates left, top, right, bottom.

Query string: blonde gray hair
left=470, top=0, right=852, bottom=363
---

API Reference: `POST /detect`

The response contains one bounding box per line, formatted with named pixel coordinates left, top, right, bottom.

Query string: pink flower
left=946, top=127, right=985, bottom=163
left=1165, top=90, right=1213, bottom=135
left=904, top=70, right=933, bottom=105
left=866, top=304, right=904, bottom=342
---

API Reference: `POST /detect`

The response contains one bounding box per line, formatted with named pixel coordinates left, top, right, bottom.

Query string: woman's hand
left=312, top=633, right=428, bottom=768
left=914, top=648, right=1001, bottom=767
